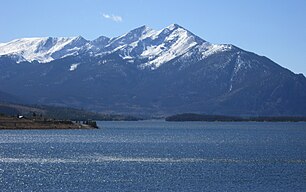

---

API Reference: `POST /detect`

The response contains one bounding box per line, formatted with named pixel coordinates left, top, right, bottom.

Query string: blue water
left=0, top=121, right=306, bottom=191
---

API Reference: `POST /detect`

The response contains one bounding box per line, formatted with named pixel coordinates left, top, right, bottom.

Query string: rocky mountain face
left=0, top=90, right=21, bottom=104
left=0, top=24, right=305, bottom=116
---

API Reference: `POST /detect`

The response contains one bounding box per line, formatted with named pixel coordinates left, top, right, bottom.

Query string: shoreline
left=0, top=116, right=98, bottom=130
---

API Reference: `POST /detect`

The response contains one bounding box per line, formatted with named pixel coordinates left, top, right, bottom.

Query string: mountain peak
left=134, top=25, right=151, bottom=31
left=125, top=25, right=155, bottom=37
left=73, top=35, right=87, bottom=41
left=91, top=36, right=110, bottom=46
left=107, top=25, right=155, bottom=48
left=166, top=23, right=184, bottom=30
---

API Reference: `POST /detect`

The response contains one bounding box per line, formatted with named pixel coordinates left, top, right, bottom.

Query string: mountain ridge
left=0, top=24, right=229, bottom=69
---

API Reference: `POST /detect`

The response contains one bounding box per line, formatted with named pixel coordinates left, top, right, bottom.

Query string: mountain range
left=0, top=24, right=305, bottom=116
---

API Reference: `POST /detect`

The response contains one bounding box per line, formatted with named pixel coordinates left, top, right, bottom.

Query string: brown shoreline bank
left=0, top=116, right=98, bottom=130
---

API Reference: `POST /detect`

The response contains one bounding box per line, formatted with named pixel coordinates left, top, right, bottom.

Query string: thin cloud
left=102, top=13, right=123, bottom=22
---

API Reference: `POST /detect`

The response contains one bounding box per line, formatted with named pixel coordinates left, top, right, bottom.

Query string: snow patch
left=201, top=44, right=232, bottom=59
left=69, top=63, right=80, bottom=71
left=122, top=55, right=133, bottom=59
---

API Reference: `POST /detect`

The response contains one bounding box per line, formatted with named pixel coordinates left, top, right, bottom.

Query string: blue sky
left=1, top=0, right=306, bottom=75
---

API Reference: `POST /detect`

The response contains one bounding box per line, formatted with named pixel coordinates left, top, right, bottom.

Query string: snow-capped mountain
left=0, top=24, right=306, bottom=116
left=0, top=24, right=230, bottom=69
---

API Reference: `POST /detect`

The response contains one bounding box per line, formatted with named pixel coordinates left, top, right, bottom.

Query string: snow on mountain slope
left=106, top=25, right=156, bottom=49
left=199, top=44, right=233, bottom=59
left=105, top=24, right=231, bottom=69
left=104, top=24, right=208, bottom=69
left=139, top=24, right=203, bottom=68
left=0, top=36, right=88, bottom=63
left=90, top=36, right=110, bottom=53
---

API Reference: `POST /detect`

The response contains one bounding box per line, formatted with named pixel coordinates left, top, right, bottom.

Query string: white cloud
left=102, top=13, right=123, bottom=22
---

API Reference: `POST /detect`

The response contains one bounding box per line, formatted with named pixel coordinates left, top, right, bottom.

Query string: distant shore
left=0, top=115, right=98, bottom=130
left=165, top=113, right=306, bottom=122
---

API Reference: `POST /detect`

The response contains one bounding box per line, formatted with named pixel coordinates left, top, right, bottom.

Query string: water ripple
left=1, top=156, right=305, bottom=164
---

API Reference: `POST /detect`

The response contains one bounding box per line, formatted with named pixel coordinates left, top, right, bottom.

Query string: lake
left=0, top=121, right=306, bottom=191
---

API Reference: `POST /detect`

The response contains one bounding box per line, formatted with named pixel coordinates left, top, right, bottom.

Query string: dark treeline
left=165, top=113, right=306, bottom=122
left=39, top=105, right=140, bottom=121
left=0, top=103, right=140, bottom=121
